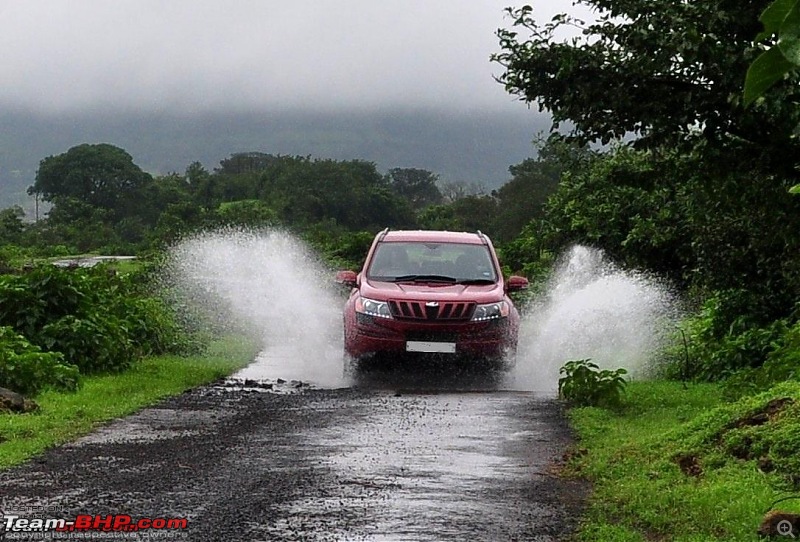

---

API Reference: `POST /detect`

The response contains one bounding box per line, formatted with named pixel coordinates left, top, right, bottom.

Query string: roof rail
left=377, top=227, right=390, bottom=241
left=476, top=230, right=489, bottom=245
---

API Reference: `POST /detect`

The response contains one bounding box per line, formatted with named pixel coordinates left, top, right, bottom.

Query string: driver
left=372, top=245, right=411, bottom=277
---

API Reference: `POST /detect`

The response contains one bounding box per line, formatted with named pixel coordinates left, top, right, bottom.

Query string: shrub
left=721, top=319, right=800, bottom=399
left=40, top=314, right=135, bottom=374
left=0, top=264, right=204, bottom=375
left=672, top=292, right=788, bottom=382
left=117, top=296, right=205, bottom=356
left=0, top=326, right=80, bottom=395
left=558, top=359, right=628, bottom=408
left=0, top=266, right=89, bottom=339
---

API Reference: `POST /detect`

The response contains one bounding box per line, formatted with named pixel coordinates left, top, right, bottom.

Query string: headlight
left=471, top=301, right=509, bottom=321
left=355, top=297, right=392, bottom=319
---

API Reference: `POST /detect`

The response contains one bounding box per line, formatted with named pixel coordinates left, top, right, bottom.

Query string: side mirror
left=335, top=270, right=358, bottom=289
left=506, top=275, right=529, bottom=292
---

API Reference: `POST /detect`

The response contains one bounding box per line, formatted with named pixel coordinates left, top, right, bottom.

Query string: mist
left=0, top=0, right=592, bottom=115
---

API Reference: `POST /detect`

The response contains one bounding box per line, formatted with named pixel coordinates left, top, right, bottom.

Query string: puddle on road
left=223, top=349, right=542, bottom=395
left=219, top=343, right=345, bottom=393
left=222, top=345, right=558, bottom=395
left=263, top=392, right=557, bottom=541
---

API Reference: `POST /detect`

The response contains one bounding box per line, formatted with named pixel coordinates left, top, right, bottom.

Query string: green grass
left=0, top=336, right=258, bottom=469
left=567, top=380, right=800, bottom=541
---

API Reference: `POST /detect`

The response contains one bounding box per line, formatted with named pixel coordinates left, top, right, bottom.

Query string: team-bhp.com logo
left=2, top=513, right=188, bottom=536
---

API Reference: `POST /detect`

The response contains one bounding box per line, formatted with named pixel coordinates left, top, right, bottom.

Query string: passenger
left=455, top=251, right=491, bottom=280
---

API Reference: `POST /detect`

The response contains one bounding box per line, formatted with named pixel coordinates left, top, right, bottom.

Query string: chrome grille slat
left=388, top=300, right=475, bottom=321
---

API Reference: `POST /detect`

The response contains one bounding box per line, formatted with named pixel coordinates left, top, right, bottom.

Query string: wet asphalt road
left=0, top=370, right=586, bottom=541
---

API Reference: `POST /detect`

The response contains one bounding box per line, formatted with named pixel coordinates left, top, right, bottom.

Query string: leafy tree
left=494, top=1, right=800, bottom=318
left=743, top=0, right=800, bottom=194
left=260, top=158, right=414, bottom=230
left=150, top=202, right=209, bottom=245
left=215, top=200, right=277, bottom=227
left=134, top=174, right=193, bottom=228
left=0, top=206, right=25, bottom=243
left=42, top=197, right=117, bottom=252
left=491, top=138, right=589, bottom=241
left=439, top=180, right=485, bottom=203
left=493, top=2, right=800, bottom=152
left=30, top=144, right=152, bottom=218
left=216, top=152, right=282, bottom=175
left=744, top=0, right=800, bottom=106
left=418, top=195, right=498, bottom=234
left=541, top=146, right=693, bottom=283
left=186, top=161, right=214, bottom=208
left=386, top=168, right=443, bottom=210
left=417, top=204, right=461, bottom=231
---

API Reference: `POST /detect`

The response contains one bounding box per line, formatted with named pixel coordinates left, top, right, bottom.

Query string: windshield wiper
left=455, top=278, right=496, bottom=285
left=392, top=274, right=458, bottom=283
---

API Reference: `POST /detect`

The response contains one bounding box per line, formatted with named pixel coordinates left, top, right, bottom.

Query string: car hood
left=360, top=278, right=505, bottom=303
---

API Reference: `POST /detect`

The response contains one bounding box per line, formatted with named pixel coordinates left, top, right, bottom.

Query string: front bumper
left=344, top=312, right=516, bottom=359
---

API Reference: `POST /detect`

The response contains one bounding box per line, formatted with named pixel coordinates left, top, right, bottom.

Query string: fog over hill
left=0, top=109, right=550, bottom=213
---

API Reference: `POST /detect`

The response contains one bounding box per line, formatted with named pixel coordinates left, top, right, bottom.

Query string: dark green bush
left=0, top=326, right=80, bottom=395
left=720, top=319, right=800, bottom=399
left=0, top=266, right=89, bottom=339
left=117, top=296, right=205, bottom=356
left=673, top=292, right=788, bottom=382
left=0, top=264, right=205, bottom=375
left=40, top=314, right=135, bottom=374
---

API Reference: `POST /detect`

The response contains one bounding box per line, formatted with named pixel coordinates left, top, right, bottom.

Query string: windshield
left=366, top=242, right=498, bottom=283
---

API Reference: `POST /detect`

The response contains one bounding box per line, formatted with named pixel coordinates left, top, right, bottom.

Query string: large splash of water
left=513, top=245, right=678, bottom=391
left=168, top=229, right=345, bottom=387
left=168, top=232, right=675, bottom=392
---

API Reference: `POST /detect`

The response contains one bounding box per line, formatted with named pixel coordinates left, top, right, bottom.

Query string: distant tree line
left=0, top=142, right=564, bottom=265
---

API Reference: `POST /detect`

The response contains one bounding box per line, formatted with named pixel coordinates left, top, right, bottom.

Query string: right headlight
left=471, top=301, right=509, bottom=321
left=355, top=296, right=392, bottom=319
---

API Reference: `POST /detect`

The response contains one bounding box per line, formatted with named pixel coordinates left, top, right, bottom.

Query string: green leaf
left=778, top=1, right=800, bottom=63
left=744, top=46, right=795, bottom=106
left=790, top=184, right=800, bottom=194
left=758, top=0, right=800, bottom=41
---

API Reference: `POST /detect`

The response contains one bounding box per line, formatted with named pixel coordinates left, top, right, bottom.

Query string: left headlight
left=355, top=296, right=392, bottom=319
left=471, top=301, right=509, bottom=321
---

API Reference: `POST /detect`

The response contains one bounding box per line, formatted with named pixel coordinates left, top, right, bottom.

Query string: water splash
left=168, top=229, right=345, bottom=387
left=167, top=234, right=675, bottom=392
left=513, top=245, right=678, bottom=392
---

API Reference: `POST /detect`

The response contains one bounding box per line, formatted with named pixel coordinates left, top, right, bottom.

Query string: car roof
left=380, top=230, right=487, bottom=245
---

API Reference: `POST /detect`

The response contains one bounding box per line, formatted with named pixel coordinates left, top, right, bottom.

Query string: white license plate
left=406, top=341, right=457, bottom=353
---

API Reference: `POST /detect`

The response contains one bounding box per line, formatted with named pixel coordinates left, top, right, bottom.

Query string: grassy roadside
left=0, top=335, right=259, bottom=470
left=566, top=381, right=800, bottom=541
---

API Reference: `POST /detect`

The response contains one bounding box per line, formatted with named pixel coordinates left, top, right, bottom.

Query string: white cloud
left=0, top=0, right=591, bottom=113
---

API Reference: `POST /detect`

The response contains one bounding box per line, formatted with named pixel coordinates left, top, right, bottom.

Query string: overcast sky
left=0, top=0, right=590, bottom=115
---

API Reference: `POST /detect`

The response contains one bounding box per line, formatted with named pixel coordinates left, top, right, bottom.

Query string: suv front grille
left=388, top=300, right=475, bottom=321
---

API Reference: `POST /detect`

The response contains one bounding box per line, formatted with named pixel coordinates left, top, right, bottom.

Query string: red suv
left=336, top=229, right=528, bottom=371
